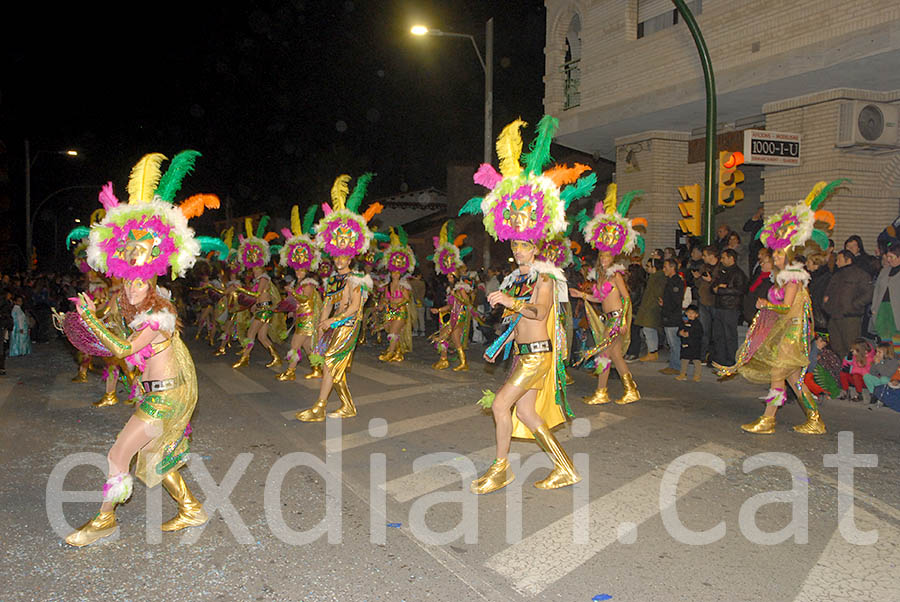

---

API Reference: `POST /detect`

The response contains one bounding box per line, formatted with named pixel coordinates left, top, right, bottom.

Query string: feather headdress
left=279, top=205, right=321, bottom=272
left=428, top=220, right=472, bottom=276
left=579, top=183, right=646, bottom=256
left=315, top=173, right=379, bottom=257
left=237, top=216, right=277, bottom=269
left=377, top=226, right=416, bottom=274
left=757, top=179, right=847, bottom=253
left=459, top=115, right=596, bottom=242
left=87, top=151, right=221, bottom=279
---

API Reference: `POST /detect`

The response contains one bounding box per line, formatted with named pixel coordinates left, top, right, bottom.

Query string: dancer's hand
left=487, top=291, right=512, bottom=308
left=756, top=298, right=767, bottom=309
left=483, top=352, right=495, bottom=364
left=568, top=288, right=583, bottom=299
left=75, top=293, right=96, bottom=315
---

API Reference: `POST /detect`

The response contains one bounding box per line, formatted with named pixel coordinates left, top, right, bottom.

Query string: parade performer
left=376, top=227, right=416, bottom=362
left=232, top=217, right=288, bottom=370
left=357, top=249, right=382, bottom=346
left=68, top=219, right=109, bottom=383
left=213, top=229, right=249, bottom=356
left=538, top=232, right=582, bottom=384
left=59, top=150, right=223, bottom=546
left=296, top=174, right=379, bottom=421
left=570, top=184, right=646, bottom=405
left=276, top=205, right=324, bottom=381
left=428, top=220, right=475, bottom=371
left=715, top=180, right=845, bottom=434
left=459, top=116, right=596, bottom=493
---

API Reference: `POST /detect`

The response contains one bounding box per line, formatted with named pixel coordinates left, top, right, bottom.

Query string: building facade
left=544, top=0, right=900, bottom=253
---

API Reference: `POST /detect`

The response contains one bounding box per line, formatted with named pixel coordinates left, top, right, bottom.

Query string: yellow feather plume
left=127, top=153, right=167, bottom=203
left=290, top=205, right=301, bottom=236
left=496, top=119, right=526, bottom=178
left=223, top=227, right=234, bottom=250
left=602, top=183, right=618, bottom=215
left=389, top=227, right=400, bottom=247
left=331, top=175, right=352, bottom=210
left=439, top=222, right=449, bottom=245
left=245, top=217, right=254, bottom=238
left=804, top=181, right=827, bottom=207
left=90, top=208, right=106, bottom=225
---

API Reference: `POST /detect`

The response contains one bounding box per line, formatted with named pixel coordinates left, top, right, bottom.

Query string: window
left=637, top=0, right=702, bottom=39
left=562, top=14, right=582, bottom=109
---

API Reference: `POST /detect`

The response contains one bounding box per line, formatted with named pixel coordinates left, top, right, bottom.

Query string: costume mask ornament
left=756, top=179, right=847, bottom=255
left=237, top=215, right=281, bottom=270
left=428, top=220, right=472, bottom=276
left=375, top=226, right=416, bottom=274
left=315, top=173, right=382, bottom=258
left=87, top=151, right=224, bottom=280
left=459, top=115, right=597, bottom=243
left=67, top=208, right=107, bottom=274
left=576, top=183, right=648, bottom=256
left=279, top=205, right=321, bottom=272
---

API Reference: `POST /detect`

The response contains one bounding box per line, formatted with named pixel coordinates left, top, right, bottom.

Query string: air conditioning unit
left=837, top=101, right=900, bottom=148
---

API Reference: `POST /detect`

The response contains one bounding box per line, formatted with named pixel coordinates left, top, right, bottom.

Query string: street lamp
left=24, top=139, right=80, bottom=270
left=411, top=18, right=494, bottom=268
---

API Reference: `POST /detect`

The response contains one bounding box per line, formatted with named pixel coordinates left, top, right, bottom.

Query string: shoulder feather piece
left=775, top=262, right=810, bottom=287
left=127, top=153, right=167, bottom=204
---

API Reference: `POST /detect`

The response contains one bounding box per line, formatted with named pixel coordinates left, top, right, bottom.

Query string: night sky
left=2, top=0, right=548, bottom=251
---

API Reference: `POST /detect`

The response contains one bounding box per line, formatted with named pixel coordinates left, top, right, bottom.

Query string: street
left=1, top=334, right=899, bottom=602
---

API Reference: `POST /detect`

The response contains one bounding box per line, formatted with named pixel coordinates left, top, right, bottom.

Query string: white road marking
left=350, top=361, right=419, bottom=385
left=279, top=383, right=470, bottom=422
left=326, top=405, right=477, bottom=451
left=197, top=362, right=270, bottom=394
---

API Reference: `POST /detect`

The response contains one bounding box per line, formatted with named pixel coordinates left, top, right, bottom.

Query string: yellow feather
left=804, top=181, right=827, bottom=207
left=245, top=217, right=253, bottom=239
left=389, top=227, right=399, bottom=247
left=223, top=227, right=234, bottom=250
left=602, top=183, right=617, bottom=215
left=439, top=222, right=449, bottom=245
left=291, top=205, right=301, bottom=236
left=331, top=175, right=351, bottom=210
left=127, top=153, right=167, bottom=203
left=496, top=119, right=526, bottom=178
left=90, top=209, right=106, bottom=224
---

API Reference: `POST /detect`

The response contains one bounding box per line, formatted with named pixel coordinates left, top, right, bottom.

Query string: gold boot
left=160, top=470, right=209, bottom=532
left=93, top=392, right=119, bottom=408
left=277, top=367, right=296, bottom=381
left=565, top=371, right=575, bottom=385
left=232, top=350, right=250, bottom=369
left=432, top=355, right=449, bottom=370
left=471, top=458, right=515, bottom=494
left=304, top=365, right=323, bottom=379
left=265, top=344, right=283, bottom=369
left=452, top=348, right=469, bottom=372
left=615, top=373, right=641, bottom=404
left=533, top=424, right=581, bottom=489
left=296, top=398, right=328, bottom=422
left=327, top=379, right=357, bottom=418
left=214, top=344, right=227, bottom=357
left=389, top=352, right=404, bottom=362
left=582, top=387, right=611, bottom=405
left=741, top=414, right=776, bottom=434
left=378, top=349, right=395, bottom=362
left=793, top=410, right=826, bottom=435
left=64, top=510, right=117, bottom=547
left=72, top=364, right=89, bottom=383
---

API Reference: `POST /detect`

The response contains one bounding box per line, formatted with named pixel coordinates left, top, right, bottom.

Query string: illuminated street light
left=410, top=25, right=429, bottom=36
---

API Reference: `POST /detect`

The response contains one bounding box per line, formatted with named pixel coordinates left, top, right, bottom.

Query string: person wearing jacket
left=659, top=258, right=685, bottom=374
left=711, top=249, right=748, bottom=367
left=870, top=242, right=900, bottom=353
left=635, top=258, right=664, bottom=361
left=806, top=252, right=831, bottom=335
left=743, top=250, right=773, bottom=324
left=823, top=251, right=873, bottom=358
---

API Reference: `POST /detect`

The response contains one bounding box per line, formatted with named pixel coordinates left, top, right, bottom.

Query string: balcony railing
left=561, top=59, right=581, bottom=110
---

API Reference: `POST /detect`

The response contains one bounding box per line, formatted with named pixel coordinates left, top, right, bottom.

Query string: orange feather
left=362, top=202, right=384, bottom=222
left=179, top=194, right=220, bottom=219
left=544, top=163, right=591, bottom=188
left=814, top=210, right=835, bottom=231
left=454, top=234, right=468, bottom=247
left=263, top=232, right=279, bottom=242
left=631, top=217, right=648, bottom=230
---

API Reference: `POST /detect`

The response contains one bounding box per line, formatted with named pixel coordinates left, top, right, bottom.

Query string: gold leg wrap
left=470, top=458, right=515, bottom=495
left=93, top=392, right=119, bottom=408
left=304, top=365, right=323, bottom=379
left=565, top=371, right=575, bottom=385
left=296, top=398, right=328, bottom=422
left=265, top=344, right=283, bottom=369
left=64, top=510, right=117, bottom=547
left=615, top=373, right=641, bottom=405
left=161, top=471, right=209, bottom=532
left=452, top=348, right=469, bottom=371
left=793, top=410, right=826, bottom=435
left=741, top=414, right=776, bottom=434
left=327, top=379, right=357, bottom=418
left=432, top=355, right=449, bottom=370
left=582, top=387, right=611, bottom=405
left=276, top=367, right=296, bottom=381
left=72, top=364, right=89, bottom=383
left=533, top=424, right=581, bottom=490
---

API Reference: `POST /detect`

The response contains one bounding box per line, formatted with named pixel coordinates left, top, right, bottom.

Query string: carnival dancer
left=538, top=233, right=582, bottom=384
left=459, top=116, right=596, bottom=493
left=59, top=150, right=224, bottom=546
left=570, top=184, right=647, bottom=405
left=376, top=227, right=416, bottom=362
left=715, top=180, right=846, bottom=434
left=68, top=221, right=110, bottom=383
left=232, top=217, right=288, bottom=370
left=276, top=205, right=324, bottom=381
left=295, top=174, right=380, bottom=421
left=428, top=220, right=475, bottom=371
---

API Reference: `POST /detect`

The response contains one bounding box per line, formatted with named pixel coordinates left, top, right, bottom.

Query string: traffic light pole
left=672, top=0, right=716, bottom=245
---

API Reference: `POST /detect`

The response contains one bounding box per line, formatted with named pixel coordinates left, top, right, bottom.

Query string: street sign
left=743, top=129, right=801, bottom=166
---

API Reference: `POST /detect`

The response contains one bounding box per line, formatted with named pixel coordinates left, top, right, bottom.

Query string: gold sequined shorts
left=508, top=351, right=553, bottom=391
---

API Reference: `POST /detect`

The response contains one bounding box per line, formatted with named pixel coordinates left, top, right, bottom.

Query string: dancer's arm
left=489, top=276, right=551, bottom=321
left=76, top=294, right=158, bottom=359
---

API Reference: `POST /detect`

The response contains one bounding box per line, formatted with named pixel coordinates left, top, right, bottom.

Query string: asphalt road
left=1, top=333, right=899, bottom=602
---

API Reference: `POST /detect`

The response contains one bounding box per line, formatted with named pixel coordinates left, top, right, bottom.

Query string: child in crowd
left=9, top=295, right=31, bottom=357
left=863, top=342, right=899, bottom=404
left=804, top=334, right=842, bottom=402
left=840, top=338, right=875, bottom=402
left=676, top=305, right=703, bottom=381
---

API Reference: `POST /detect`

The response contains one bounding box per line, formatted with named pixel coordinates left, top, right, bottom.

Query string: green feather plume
left=476, top=389, right=496, bottom=410
left=572, top=255, right=583, bottom=270
left=373, top=232, right=390, bottom=243
left=810, top=178, right=849, bottom=211
left=346, top=173, right=375, bottom=214
left=813, top=364, right=841, bottom=398
left=636, top=235, right=646, bottom=255
left=617, top=189, right=643, bottom=217
left=575, top=208, right=590, bottom=228
left=426, top=254, right=435, bottom=261
left=66, top=226, right=91, bottom=249
left=197, top=236, right=229, bottom=260
left=398, top=226, right=409, bottom=246
left=301, top=205, right=318, bottom=235
left=155, top=150, right=201, bottom=203
left=255, top=215, right=270, bottom=239
left=460, top=246, right=473, bottom=258
left=458, top=196, right=483, bottom=216
left=522, top=115, right=558, bottom=176
left=269, top=244, right=282, bottom=255
left=565, top=221, right=575, bottom=237
left=810, top=228, right=830, bottom=251
left=560, top=173, right=598, bottom=209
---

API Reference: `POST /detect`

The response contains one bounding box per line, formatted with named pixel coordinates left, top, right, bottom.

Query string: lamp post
left=29, top=184, right=99, bottom=271
left=412, top=18, right=494, bottom=269
left=24, top=139, right=79, bottom=270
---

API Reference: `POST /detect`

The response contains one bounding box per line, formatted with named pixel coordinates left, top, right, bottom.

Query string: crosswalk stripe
left=326, top=405, right=476, bottom=451
left=197, top=362, right=270, bottom=394
left=279, top=383, right=470, bottom=422
left=350, top=361, right=420, bottom=386
left=484, top=442, right=744, bottom=596
left=382, top=412, right=627, bottom=503
left=809, top=469, right=900, bottom=523
left=793, top=506, right=900, bottom=601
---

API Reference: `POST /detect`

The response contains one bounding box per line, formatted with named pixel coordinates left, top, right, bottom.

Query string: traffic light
left=718, top=151, right=745, bottom=206
left=677, top=184, right=702, bottom=237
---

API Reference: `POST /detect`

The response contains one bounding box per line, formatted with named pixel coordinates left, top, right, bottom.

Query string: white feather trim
left=606, top=264, right=626, bottom=278
left=300, top=277, right=319, bottom=288
left=348, top=273, right=374, bottom=302
left=775, top=262, right=810, bottom=287
left=156, top=285, right=172, bottom=300
left=530, top=260, right=568, bottom=303
left=398, top=277, right=413, bottom=291
left=129, top=308, right=177, bottom=333
left=454, top=281, right=473, bottom=293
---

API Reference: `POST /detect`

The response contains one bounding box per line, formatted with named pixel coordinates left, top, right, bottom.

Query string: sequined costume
left=580, top=266, right=633, bottom=368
